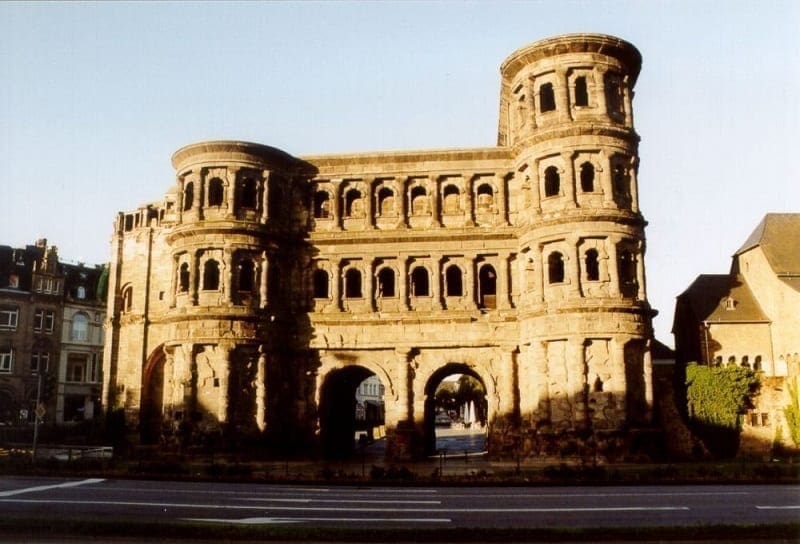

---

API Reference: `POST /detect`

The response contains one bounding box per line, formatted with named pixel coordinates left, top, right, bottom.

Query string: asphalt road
left=0, top=476, right=798, bottom=530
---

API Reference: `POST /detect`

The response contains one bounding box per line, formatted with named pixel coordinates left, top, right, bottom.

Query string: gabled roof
left=737, top=213, right=800, bottom=290
left=677, top=274, right=769, bottom=324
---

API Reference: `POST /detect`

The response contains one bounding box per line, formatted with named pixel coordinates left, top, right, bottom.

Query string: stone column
left=600, top=152, right=615, bottom=208
left=226, top=167, right=240, bottom=218
left=623, top=76, right=634, bottom=127
left=430, top=177, right=441, bottom=227
left=191, top=251, right=200, bottom=305
left=191, top=173, right=202, bottom=216
left=364, top=179, right=375, bottom=229
left=495, top=174, right=508, bottom=225
left=259, top=170, right=270, bottom=223
left=562, top=152, right=577, bottom=207
left=643, top=340, right=654, bottom=418
left=396, top=177, right=408, bottom=229
left=498, top=346, right=518, bottom=418
left=555, top=68, right=570, bottom=123
left=567, top=236, right=581, bottom=297
left=259, top=252, right=269, bottom=308
left=255, top=350, right=267, bottom=432
left=397, top=255, right=409, bottom=310
left=629, top=158, right=640, bottom=213
left=217, top=344, right=233, bottom=425
left=607, top=236, right=621, bottom=297
left=534, top=244, right=545, bottom=304
left=431, top=255, right=443, bottom=310
left=222, top=250, right=233, bottom=304
left=331, top=179, right=343, bottom=230
left=364, top=258, right=375, bottom=312
left=331, top=259, right=342, bottom=311
left=497, top=254, right=511, bottom=309
left=464, top=254, right=477, bottom=309
left=567, top=338, right=587, bottom=424
left=636, top=243, right=647, bottom=302
left=170, top=253, right=179, bottom=308
left=595, top=66, right=608, bottom=115
left=464, top=175, right=475, bottom=227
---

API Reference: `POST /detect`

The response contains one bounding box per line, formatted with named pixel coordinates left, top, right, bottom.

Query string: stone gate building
left=103, top=33, right=656, bottom=459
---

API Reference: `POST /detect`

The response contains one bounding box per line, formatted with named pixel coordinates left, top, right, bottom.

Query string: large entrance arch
left=423, top=363, right=488, bottom=456
left=319, top=365, right=384, bottom=459
left=140, top=345, right=166, bottom=444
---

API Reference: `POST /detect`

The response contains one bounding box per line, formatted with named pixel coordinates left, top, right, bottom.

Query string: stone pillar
left=643, top=340, right=654, bottom=419
left=259, top=170, right=270, bottom=223
left=331, top=179, right=343, bottom=230
left=623, top=76, right=634, bottom=127
left=431, top=254, right=443, bottom=310
left=595, top=66, right=608, bottom=115
left=217, top=344, right=232, bottom=425
left=226, top=167, right=240, bottom=218
left=191, top=251, right=200, bottom=305
left=331, top=259, right=342, bottom=311
left=364, top=178, right=375, bottom=229
left=607, top=236, right=621, bottom=297
left=398, top=256, right=409, bottom=310
left=170, top=254, right=179, bottom=308
left=396, top=177, right=408, bottom=229
left=600, top=152, right=615, bottom=208
left=255, top=350, right=267, bottom=432
left=534, top=244, right=545, bottom=304
left=222, top=250, right=233, bottom=304
left=464, top=254, right=477, bottom=309
left=364, top=258, right=375, bottom=312
left=567, top=338, right=587, bottom=424
left=555, top=68, right=570, bottom=123
left=636, top=243, right=647, bottom=301
left=430, top=177, right=441, bottom=227
left=259, top=252, right=269, bottom=308
left=498, top=346, right=518, bottom=418
left=464, top=175, right=475, bottom=227
left=495, top=173, right=508, bottom=225
left=629, top=158, right=640, bottom=213
left=497, top=254, right=511, bottom=309
left=567, top=236, right=581, bottom=297
left=191, top=173, right=202, bottom=216
left=388, top=348, right=416, bottom=460
left=562, top=152, right=577, bottom=207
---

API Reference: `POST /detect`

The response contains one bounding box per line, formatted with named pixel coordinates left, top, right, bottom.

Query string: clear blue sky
left=2, top=1, right=798, bottom=345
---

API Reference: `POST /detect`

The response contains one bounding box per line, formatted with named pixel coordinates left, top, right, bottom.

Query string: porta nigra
left=103, top=34, right=656, bottom=460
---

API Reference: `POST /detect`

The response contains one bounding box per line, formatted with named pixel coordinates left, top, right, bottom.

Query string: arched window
left=313, top=269, right=329, bottom=299
left=574, top=76, right=589, bottom=107
left=741, top=355, right=750, bottom=369
left=410, top=186, right=427, bottom=215
left=585, top=249, right=600, bottom=281
left=540, top=82, right=556, bottom=112
left=544, top=166, right=560, bottom=197
left=377, top=268, right=395, bottom=297
left=445, top=265, right=463, bottom=297
left=613, top=164, right=629, bottom=199
left=605, top=74, right=623, bottom=115
left=344, top=268, right=362, bottom=298
left=443, top=185, right=460, bottom=215
left=345, top=189, right=363, bottom=217
left=476, top=184, right=494, bottom=211
left=208, top=177, right=224, bottom=207
left=121, top=285, right=133, bottom=312
left=548, top=252, right=565, bottom=284
left=378, top=187, right=395, bottom=216
left=754, top=355, right=762, bottom=371
left=76, top=286, right=86, bottom=300
left=72, top=313, right=89, bottom=341
left=580, top=162, right=595, bottom=192
left=203, top=260, right=220, bottom=291
left=178, top=263, right=190, bottom=292
left=183, top=182, right=194, bottom=211
left=478, top=265, right=497, bottom=309
left=239, top=177, right=257, bottom=209
left=238, top=259, right=254, bottom=292
left=618, top=249, right=637, bottom=297
left=313, top=191, right=331, bottom=218
left=410, top=266, right=429, bottom=297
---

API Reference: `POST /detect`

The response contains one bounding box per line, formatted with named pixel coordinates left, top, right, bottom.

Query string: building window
left=0, top=349, right=13, bottom=373
left=378, top=188, right=395, bottom=216
left=540, top=82, right=556, bottom=112
left=72, top=313, right=89, bottom=342
left=544, top=166, right=560, bottom=197
left=580, top=162, right=595, bottom=192
left=178, top=263, right=190, bottom=293
left=754, top=355, right=762, bottom=371
left=314, top=191, right=331, bottom=218
left=443, top=185, right=460, bottom=215
left=345, top=189, right=364, bottom=218
left=76, top=286, right=86, bottom=300
left=478, top=265, right=497, bottom=309
left=476, top=184, right=494, bottom=212
left=377, top=268, right=395, bottom=297
left=238, top=177, right=258, bottom=209
left=445, top=265, right=463, bottom=297
left=183, top=181, right=194, bottom=211
left=618, top=249, right=637, bottom=296
left=203, top=260, right=220, bottom=291
left=33, top=309, right=44, bottom=332
left=8, top=274, right=19, bottom=289
left=410, top=266, right=429, bottom=297
left=741, top=355, right=750, bottom=369
left=238, top=259, right=255, bottom=292
left=313, top=269, right=329, bottom=299
left=585, top=249, right=600, bottom=281
left=208, top=177, right=224, bottom=207
left=548, top=252, right=565, bottom=284
left=613, top=163, right=630, bottom=200
left=121, top=285, right=133, bottom=312
left=0, top=307, right=19, bottom=330
left=410, top=186, right=427, bottom=215
left=31, top=352, right=49, bottom=374
left=344, top=268, right=362, bottom=298
left=605, top=74, right=623, bottom=115
left=574, top=76, right=589, bottom=107
left=67, top=356, right=86, bottom=383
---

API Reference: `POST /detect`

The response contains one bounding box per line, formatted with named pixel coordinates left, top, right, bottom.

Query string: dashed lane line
left=0, top=478, right=105, bottom=498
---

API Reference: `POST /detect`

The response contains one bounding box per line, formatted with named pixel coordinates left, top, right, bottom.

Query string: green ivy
left=783, top=379, right=800, bottom=447
left=685, top=363, right=759, bottom=457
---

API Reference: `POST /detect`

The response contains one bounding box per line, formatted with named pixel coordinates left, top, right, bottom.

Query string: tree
left=783, top=378, right=800, bottom=447
left=686, top=363, right=760, bottom=457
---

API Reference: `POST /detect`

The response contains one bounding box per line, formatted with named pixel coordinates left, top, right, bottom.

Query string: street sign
left=35, top=404, right=45, bottom=419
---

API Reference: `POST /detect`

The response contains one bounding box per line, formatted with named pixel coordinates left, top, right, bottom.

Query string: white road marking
left=756, top=505, right=800, bottom=510
left=243, top=498, right=441, bottom=504
left=0, top=478, right=104, bottom=497
left=0, top=498, right=688, bottom=513
left=185, top=516, right=451, bottom=524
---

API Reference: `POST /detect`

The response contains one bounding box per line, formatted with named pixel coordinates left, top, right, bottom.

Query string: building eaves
left=736, top=213, right=800, bottom=290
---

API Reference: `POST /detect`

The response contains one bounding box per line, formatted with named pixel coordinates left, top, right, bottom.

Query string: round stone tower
left=499, top=34, right=655, bottom=449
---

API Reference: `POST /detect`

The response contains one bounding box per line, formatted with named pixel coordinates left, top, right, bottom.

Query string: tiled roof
left=737, top=213, right=800, bottom=290
left=678, top=274, right=769, bottom=324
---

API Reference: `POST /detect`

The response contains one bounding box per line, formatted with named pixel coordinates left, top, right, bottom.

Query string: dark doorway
left=319, top=366, right=384, bottom=459
left=140, top=346, right=166, bottom=444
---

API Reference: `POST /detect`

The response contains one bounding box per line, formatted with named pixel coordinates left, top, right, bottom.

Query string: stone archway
left=140, top=345, right=166, bottom=444
left=422, top=363, right=488, bottom=457
left=318, top=365, right=382, bottom=459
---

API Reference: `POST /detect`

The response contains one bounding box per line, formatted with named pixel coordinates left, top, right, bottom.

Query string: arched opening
left=424, top=364, right=487, bottom=457
left=544, top=166, right=560, bottom=197
left=476, top=184, right=494, bottom=211
left=237, top=259, right=255, bottom=293
left=574, top=76, right=589, bottom=106
left=319, top=366, right=384, bottom=459
left=140, top=345, right=166, bottom=445
left=377, top=267, right=395, bottom=297
left=377, top=187, right=395, bottom=216
left=539, top=82, right=556, bottom=112
left=445, top=264, right=463, bottom=297
left=345, top=189, right=363, bottom=218
left=313, top=191, right=331, bottom=218
left=580, top=162, right=595, bottom=192
left=238, top=176, right=257, bottom=210
left=313, top=269, right=329, bottom=299
left=410, top=266, right=429, bottom=297
left=344, top=268, right=362, bottom=298
left=585, top=248, right=600, bottom=281
left=410, top=186, right=427, bottom=215
left=202, top=260, right=220, bottom=291
left=207, top=177, right=224, bottom=207
left=548, top=252, right=565, bottom=284
left=183, top=182, right=194, bottom=211
left=477, top=264, right=497, bottom=309
left=442, top=185, right=460, bottom=215
left=178, top=263, right=190, bottom=293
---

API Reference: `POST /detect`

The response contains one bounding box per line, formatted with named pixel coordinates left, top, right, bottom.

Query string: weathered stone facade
left=103, top=34, right=655, bottom=459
